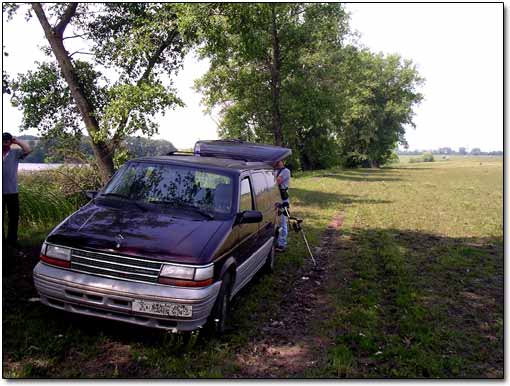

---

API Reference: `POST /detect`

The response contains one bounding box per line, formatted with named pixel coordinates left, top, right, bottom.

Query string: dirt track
left=232, top=214, right=343, bottom=378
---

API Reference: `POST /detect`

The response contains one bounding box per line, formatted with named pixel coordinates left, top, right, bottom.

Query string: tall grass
left=17, top=184, right=78, bottom=228
left=14, top=168, right=96, bottom=240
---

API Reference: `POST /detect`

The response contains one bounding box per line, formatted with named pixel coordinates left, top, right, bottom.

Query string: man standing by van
left=274, top=159, right=291, bottom=252
left=3, top=133, right=31, bottom=247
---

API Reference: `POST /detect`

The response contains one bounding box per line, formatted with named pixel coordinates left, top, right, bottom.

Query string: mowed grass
left=2, top=156, right=503, bottom=378
left=303, top=156, right=502, bottom=378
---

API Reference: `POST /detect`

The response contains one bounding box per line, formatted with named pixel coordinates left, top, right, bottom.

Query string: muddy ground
left=232, top=214, right=343, bottom=377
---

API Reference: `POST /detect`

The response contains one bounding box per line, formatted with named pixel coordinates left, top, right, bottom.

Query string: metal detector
left=279, top=204, right=316, bottom=266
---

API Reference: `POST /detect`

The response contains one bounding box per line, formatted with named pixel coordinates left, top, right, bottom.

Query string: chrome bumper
left=33, top=262, right=221, bottom=331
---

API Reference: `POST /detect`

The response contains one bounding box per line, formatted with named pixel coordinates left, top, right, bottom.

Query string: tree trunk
left=269, top=4, right=283, bottom=147
left=32, top=3, right=115, bottom=181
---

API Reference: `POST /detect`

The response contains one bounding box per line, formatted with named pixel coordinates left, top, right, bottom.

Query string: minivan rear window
left=103, top=163, right=234, bottom=213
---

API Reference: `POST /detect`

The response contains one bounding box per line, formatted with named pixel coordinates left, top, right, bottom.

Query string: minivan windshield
left=102, top=162, right=234, bottom=214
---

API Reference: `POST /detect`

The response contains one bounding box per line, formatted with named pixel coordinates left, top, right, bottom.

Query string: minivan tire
left=263, top=244, right=276, bottom=274
left=207, top=272, right=232, bottom=335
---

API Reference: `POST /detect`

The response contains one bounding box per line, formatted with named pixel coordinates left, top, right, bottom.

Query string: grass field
left=2, top=156, right=503, bottom=378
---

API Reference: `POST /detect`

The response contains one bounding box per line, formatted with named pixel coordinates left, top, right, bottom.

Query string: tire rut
left=232, top=213, right=344, bottom=378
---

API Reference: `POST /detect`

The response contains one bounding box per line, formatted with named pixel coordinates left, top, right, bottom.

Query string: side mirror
left=85, top=190, right=98, bottom=199
left=236, top=210, right=263, bottom=225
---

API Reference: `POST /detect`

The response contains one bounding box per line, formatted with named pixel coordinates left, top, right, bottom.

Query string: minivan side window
left=239, top=177, right=254, bottom=211
left=264, top=171, right=280, bottom=206
left=252, top=172, right=271, bottom=212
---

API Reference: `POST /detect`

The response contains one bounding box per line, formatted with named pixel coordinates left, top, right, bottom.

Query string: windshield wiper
left=148, top=200, right=215, bottom=220
left=100, top=192, right=147, bottom=212
left=101, top=192, right=128, bottom=199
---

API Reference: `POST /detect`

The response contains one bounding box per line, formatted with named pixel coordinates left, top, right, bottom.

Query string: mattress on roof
left=194, top=140, right=291, bottom=163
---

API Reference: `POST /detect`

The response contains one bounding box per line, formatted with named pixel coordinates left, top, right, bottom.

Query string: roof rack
left=165, top=150, right=195, bottom=156
left=164, top=149, right=253, bottom=162
left=210, top=139, right=245, bottom=143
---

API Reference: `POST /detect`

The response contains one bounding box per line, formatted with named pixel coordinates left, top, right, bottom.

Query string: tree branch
left=110, top=30, right=180, bottom=150
left=69, top=50, right=94, bottom=57
left=32, top=2, right=115, bottom=179
left=63, top=32, right=90, bottom=40
left=138, top=30, right=178, bottom=84
left=32, top=3, right=53, bottom=34
left=54, top=3, right=78, bottom=35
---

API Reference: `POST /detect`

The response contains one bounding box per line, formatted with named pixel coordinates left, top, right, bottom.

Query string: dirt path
left=232, top=214, right=344, bottom=378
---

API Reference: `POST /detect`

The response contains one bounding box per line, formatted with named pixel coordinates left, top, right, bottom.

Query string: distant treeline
left=398, top=147, right=503, bottom=156
left=17, top=135, right=177, bottom=163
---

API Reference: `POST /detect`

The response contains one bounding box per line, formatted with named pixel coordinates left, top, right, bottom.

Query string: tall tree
left=186, top=3, right=424, bottom=169
left=338, top=50, right=424, bottom=167
left=185, top=3, right=350, bottom=167
left=5, top=3, right=189, bottom=180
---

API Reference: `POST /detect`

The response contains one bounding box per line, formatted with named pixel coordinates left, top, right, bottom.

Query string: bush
left=422, top=152, right=435, bottom=162
left=47, top=165, right=103, bottom=197
left=408, top=153, right=434, bottom=163
left=342, top=152, right=368, bottom=168
left=387, top=152, right=400, bottom=164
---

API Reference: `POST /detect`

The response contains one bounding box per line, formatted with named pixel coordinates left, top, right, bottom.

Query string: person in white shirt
left=3, top=132, right=31, bottom=247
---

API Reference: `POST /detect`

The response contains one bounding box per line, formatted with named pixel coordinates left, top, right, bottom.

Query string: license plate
left=132, top=299, right=192, bottom=318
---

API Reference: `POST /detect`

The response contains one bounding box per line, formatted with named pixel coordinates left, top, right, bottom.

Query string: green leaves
left=85, top=3, right=187, bottom=81
left=190, top=3, right=351, bottom=169
left=6, top=3, right=190, bottom=177
left=188, top=3, right=423, bottom=170
left=100, top=80, right=183, bottom=141
left=338, top=50, right=424, bottom=167
left=10, top=61, right=79, bottom=134
left=6, top=3, right=424, bottom=173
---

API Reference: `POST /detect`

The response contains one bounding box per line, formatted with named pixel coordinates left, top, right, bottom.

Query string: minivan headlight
left=159, top=263, right=214, bottom=287
left=40, top=243, right=71, bottom=268
left=46, top=244, right=71, bottom=261
left=160, top=265, right=194, bottom=280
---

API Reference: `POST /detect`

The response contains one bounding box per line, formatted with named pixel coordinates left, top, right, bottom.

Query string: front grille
left=70, top=249, right=163, bottom=284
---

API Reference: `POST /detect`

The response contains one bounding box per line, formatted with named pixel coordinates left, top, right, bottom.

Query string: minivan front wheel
left=208, top=273, right=232, bottom=335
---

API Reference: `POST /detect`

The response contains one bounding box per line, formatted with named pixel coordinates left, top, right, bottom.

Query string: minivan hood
left=47, top=201, right=227, bottom=264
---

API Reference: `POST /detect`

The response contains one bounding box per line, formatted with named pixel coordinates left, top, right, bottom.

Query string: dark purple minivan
left=33, top=141, right=290, bottom=333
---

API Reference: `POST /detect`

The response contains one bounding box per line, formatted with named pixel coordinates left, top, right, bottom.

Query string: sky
left=346, top=3, right=503, bottom=152
left=1, top=3, right=504, bottom=151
